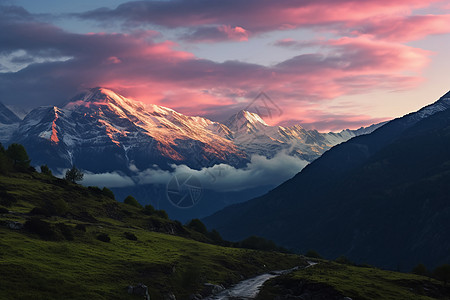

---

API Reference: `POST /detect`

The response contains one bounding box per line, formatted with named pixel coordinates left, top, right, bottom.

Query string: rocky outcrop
left=202, top=283, right=225, bottom=295
left=127, top=283, right=150, bottom=300
left=4, top=220, right=24, bottom=230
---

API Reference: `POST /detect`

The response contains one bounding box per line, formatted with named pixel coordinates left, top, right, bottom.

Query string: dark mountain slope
left=0, top=102, right=20, bottom=124
left=204, top=91, right=450, bottom=270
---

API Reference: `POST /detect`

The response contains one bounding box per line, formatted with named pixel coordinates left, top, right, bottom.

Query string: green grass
left=258, top=261, right=450, bottom=300
left=0, top=223, right=304, bottom=299
left=0, top=172, right=305, bottom=299
left=2, top=172, right=448, bottom=299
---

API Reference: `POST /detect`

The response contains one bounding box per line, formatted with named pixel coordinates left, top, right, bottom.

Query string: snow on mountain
left=0, top=102, right=21, bottom=143
left=5, top=87, right=387, bottom=172
left=403, top=90, right=450, bottom=124
left=10, top=88, right=247, bottom=172
left=225, top=110, right=268, bottom=134
left=225, top=109, right=385, bottom=161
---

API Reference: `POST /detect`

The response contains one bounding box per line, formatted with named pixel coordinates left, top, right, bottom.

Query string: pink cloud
left=220, top=25, right=249, bottom=41
left=106, top=56, right=121, bottom=64
left=78, top=0, right=443, bottom=35
left=352, top=14, right=450, bottom=42
left=0, top=4, right=439, bottom=131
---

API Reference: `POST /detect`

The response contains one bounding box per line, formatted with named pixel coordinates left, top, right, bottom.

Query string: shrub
left=40, top=165, right=52, bottom=176
left=335, top=256, right=354, bottom=265
left=187, top=219, right=208, bottom=235
left=88, top=186, right=102, bottom=195
left=0, top=190, right=17, bottom=207
left=155, top=210, right=168, bottom=219
left=143, top=204, right=156, bottom=215
left=412, top=263, right=428, bottom=276
left=97, top=233, right=110, bottom=242
left=305, top=250, right=322, bottom=259
left=434, top=264, right=450, bottom=285
left=45, top=198, right=69, bottom=216
left=75, top=224, right=87, bottom=232
left=208, top=229, right=225, bottom=245
left=0, top=207, right=9, bottom=214
left=29, top=207, right=51, bottom=217
left=24, top=218, right=59, bottom=240
left=123, top=195, right=142, bottom=208
left=55, top=223, right=74, bottom=241
left=124, top=232, right=138, bottom=241
left=238, top=236, right=279, bottom=251
left=102, top=187, right=115, bottom=199
left=0, top=144, right=13, bottom=174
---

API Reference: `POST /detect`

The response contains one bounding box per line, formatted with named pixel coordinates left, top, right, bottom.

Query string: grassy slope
left=258, top=261, right=450, bottom=300
left=2, top=172, right=448, bottom=299
left=0, top=172, right=305, bottom=299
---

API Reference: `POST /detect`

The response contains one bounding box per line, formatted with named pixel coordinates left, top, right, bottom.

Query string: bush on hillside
left=102, top=187, right=115, bottom=199
left=434, top=264, right=450, bottom=285
left=187, top=219, right=208, bottom=235
left=412, top=263, right=428, bottom=276
left=208, top=229, right=226, bottom=246
left=124, top=231, right=138, bottom=241
left=24, top=218, right=59, bottom=240
left=97, top=233, right=110, bottom=243
left=88, top=186, right=102, bottom=195
left=55, top=223, right=74, bottom=241
left=238, top=236, right=285, bottom=252
left=29, top=207, right=51, bottom=217
left=123, top=195, right=142, bottom=208
left=143, top=204, right=156, bottom=215
left=335, top=256, right=354, bottom=265
left=75, top=224, right=87, bottom=232
left=0, top=190, right=17, bottom=207
left=40, top=165, right=53, bottom=176
left=305, top=250, right=322, bottom=259
left=45, top=198, right=69, bottom=216
left=155, top=210, right=168, bottom=219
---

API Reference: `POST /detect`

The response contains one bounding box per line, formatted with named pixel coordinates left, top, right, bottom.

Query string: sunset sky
left=1, top=0, right=450, bottom=131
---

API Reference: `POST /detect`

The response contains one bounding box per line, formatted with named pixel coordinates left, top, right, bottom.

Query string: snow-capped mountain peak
left=225, top=110, right=268, bottom=134
left=5, top=87, right=389, bottom=172
left=11, top=88, right=247, bottom=172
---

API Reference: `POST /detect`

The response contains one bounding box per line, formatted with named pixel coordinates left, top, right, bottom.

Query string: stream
left=205, top=263, right=316, bottom=300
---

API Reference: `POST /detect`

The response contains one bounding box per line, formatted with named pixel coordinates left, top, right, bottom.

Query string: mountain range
left=204, top=90, right=450, bottom=270
left=1, top=87, right=383, bottom=174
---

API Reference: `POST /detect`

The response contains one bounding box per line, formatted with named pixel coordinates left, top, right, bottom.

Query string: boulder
left=189, top=294, right=202, bottom=300
left=202, top=283, right=225, bottom=295
left=127, top=283, right=150, bottom=300
left=6, top=221, right=23, bottom=230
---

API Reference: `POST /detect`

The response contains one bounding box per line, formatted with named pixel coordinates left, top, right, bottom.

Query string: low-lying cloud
left=81, top=152, right=308, bottom=192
